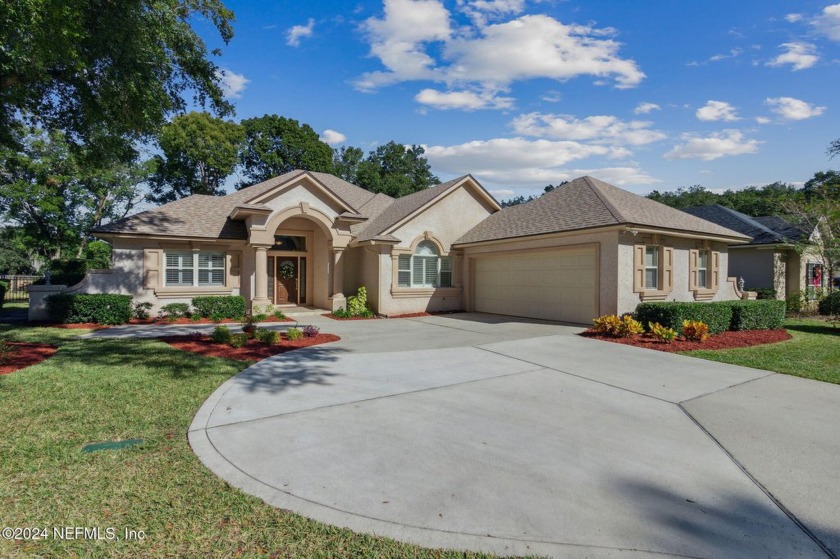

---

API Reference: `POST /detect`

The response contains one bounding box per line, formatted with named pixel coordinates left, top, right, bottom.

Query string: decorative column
left=331, top=247, right=346, bottom=311
left=252, top=245, right=271, bottom=309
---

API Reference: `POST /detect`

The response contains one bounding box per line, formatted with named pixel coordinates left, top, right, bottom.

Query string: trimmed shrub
left=229, top=333, right=249, bottom=348
left=33, top=259, right=88, bottom=287
left=45, top=294, right=133, bottom=325
left=729, top=300, right=786, bottom=330
left=592, top=314, right=643, bottom=337
left=160, top=302, right=190, bottom=319
left=211, top=325, right=232, bottom=344
left=818, top=291, right=840, bottom=316
left=635, top=302, right=732, bottom=334
left=191, top=296, right=246, bottom=319
left=286, top=327, right=303, bottom=341
left=254, top=328, right=280, bottom=345
left=133, top=301, right=153, bottom=319
left=750, top=288, right=777, bottom=300
left=0, top=282, right=5, bottom=310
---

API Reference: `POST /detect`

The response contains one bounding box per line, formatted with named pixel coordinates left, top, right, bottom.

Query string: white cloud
left=320, top=129, right=347, bottom=145
left=286, top=18, right=315, bottom=47
left=755, top=116, right=771, bottom=124
left=568, top=167, right=659, bottom=187
left=540, top=91, right=562, bottom=103
left=354, top=5, right=644, bottom=103
left=444, top=15, right=645, bottom=89
left=633, top=102, right=660, bottom=115
left=215, top=69, right=250, bottom=99
left=709, top=48, right=743, bottom=62
left=457, top=0, right=525, bottom=27
left=812, top=3, right=840, bottom=41
left=767, top=42, right=819, bottom=70
left=511, top=113, right=666, bottom=146
left=765, top=96, right=826, bottom=120
left=489, top=188, right=515, bottom=198
left=415, top=88, right=514, bottom=110
left=664, top=130, right=761, bottom=161
left=354, top=0, right=451, bottom=90
left=696, top=100, right=739, bottom=122
left=785, top=13, right=803, bottom=23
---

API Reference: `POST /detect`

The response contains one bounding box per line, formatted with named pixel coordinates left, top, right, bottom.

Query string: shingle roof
left=93, top=170, right=392, bottom=239
left=93, top=194, right=249, bottom=239
left=454, top=176, right=750, bottom=245
left=354, top=176, right=468, bottom=242
left=682, top=205, right=807, bottom=245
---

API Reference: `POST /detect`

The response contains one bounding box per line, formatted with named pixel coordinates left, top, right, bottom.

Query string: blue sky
left=198, top=0, right=840, bottom=199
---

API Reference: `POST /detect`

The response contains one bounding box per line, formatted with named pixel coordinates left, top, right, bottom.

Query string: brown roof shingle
left=455, top=176, right=750, bottom=245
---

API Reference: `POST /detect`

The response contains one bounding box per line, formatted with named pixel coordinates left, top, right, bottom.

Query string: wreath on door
left=279, top=260, right=296, bottom=279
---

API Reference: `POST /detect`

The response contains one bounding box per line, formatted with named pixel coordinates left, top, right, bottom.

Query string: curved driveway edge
left=188, top=314, right=837, bottom=558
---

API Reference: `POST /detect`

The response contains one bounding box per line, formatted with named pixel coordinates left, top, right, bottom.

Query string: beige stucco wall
left=459, top=229, right=620, bottom=318
left=374, top=185, right=496, bottom=316
left=616, top=235, right=741, bottom=315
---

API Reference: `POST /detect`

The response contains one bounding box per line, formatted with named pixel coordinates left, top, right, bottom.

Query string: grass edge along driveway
left=681, top=318, right=840, bottom=385
left=0, top=325, right=499, bottom=559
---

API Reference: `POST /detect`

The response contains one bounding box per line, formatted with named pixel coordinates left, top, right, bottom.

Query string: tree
left=149, top=112, right=244, bottom=203
left=356, top=142, right=439, bottom=197
left=0, top=229, right=35, bottom=274
left=828, top=138, right=840, bottom=160
left=719, top=182, right=801, bottom=216
left=332, top=146, right=365, bottom=184
left=647, top=185, right=719, bottom=209
left=0, top=0, right=235, bottom=160
left=0, top=126, right=152, bottom=260
left=0, top=128, right=82, bottom=259
left=238, top=115, right=334, bottom=187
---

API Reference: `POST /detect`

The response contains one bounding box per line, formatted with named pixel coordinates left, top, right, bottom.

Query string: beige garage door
left=473, top=247, right=598, bottom=324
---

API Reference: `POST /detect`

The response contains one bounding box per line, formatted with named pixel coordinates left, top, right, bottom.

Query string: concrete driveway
left=188, top=313, right=839, bottom=558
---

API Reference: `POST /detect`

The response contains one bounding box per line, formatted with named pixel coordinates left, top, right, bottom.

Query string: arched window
left=397, top=241, right=452, bottom=288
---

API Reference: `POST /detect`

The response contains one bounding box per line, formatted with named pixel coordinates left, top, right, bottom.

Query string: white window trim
left=697, top=250, right=709, bottom=289
left=165, top=251, right=225, bottom=288
left=396, top=247, right=452, bottom=289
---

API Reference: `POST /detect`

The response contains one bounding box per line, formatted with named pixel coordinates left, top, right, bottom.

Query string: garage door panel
left=473, top=248, right=597, bottom=324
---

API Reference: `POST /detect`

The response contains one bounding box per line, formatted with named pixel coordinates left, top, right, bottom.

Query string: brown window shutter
left=688, top=249, right=699, bottom=291
left=633, top=244, right=645, bottom=292
left=662, top=247, right=674, bottom=293
left=143, top=249, right=161, bottom=289
left=711, top=251, right=720, bottom=291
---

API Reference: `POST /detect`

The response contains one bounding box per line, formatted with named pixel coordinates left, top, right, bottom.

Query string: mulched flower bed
left=0, top=342, right=59, bottom=375
left=129, top=315, right=293, bottom=325
left=160, top=333, right=341, bottom=362
left=579, top=329, right=792, bottom=353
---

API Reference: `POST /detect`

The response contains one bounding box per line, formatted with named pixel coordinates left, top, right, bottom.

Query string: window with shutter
left=644, top=246, right=659, bottom=290
left=164, top=251, right=225, bottom=287
left=398, top=254, right=411, bottom=287
left=439, top=256, right=452, bottom=288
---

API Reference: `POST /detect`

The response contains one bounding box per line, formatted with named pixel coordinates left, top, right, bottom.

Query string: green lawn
left=0, top=325, right=498, bottom=558
left=683, top=318, right=840, bottom=384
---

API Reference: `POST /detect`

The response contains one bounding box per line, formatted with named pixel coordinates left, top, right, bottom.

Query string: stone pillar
left=330, top=247, right=346, bottom=311
left=252, top=245, right=271, bottom=309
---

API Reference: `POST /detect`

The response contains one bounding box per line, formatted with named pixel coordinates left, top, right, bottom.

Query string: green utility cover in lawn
left=82, top=439, right=144, bottom=453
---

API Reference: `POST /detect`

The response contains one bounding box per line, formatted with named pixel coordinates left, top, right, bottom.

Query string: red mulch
left=129, top=315, right=293, bottom=325
left=579, top=329, right=792, bottom=352
left=0, top=342, right=59, bottom=375
left=321, top=314, right=378, bottom=321
left=160, top=333, right=341, bottom=362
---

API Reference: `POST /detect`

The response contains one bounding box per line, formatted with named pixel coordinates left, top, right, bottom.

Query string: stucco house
left=32, top=172, right=754, bottom=324
left=683, top=205, right=822, bottom=300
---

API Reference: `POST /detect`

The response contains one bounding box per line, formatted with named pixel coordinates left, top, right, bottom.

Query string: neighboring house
left=31, top=172, right=754, bottom=324
left=682, top=205, right=821, bottom=300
